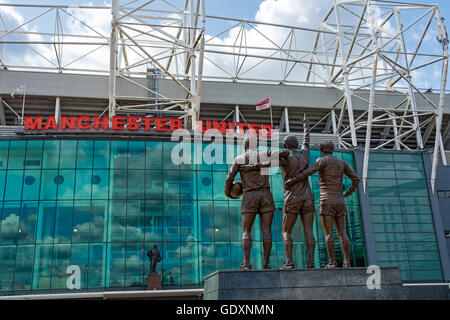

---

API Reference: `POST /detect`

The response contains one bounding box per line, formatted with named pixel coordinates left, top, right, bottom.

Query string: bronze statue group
left=224, top=115, right=360, bottom=270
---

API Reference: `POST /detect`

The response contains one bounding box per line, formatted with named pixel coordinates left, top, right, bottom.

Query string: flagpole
left=269, top=96, right=273, bottom=128
left=21, top=84, right=26, bottom=124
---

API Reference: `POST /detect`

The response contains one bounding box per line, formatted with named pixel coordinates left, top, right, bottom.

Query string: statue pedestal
left=203, top=267, right=446, bottom=300
left=146, top=272, right=162, bottom=290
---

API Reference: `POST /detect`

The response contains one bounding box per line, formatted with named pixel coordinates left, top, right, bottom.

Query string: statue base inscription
left=203, top=267, right=449, bottom=300
left=147, top=273, right=162, bottom=290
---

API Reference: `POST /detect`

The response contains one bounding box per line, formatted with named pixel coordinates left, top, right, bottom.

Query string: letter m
left=24, top=116, right=42, bottom=130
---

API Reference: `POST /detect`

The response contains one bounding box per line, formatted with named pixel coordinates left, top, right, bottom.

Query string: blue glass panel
left=88, top=244, right=106, bottom=288
left=107, top=243, right=125, bottom=288
left=126, top=200, right=145, bottom=242
left=198, top=201, right=213, bottom=241
left=22, top=170, right=40, bottom=201
left=42, top=140, right=60, bottom=169
left=92, top=169, right=109, bottom=200
left=145, top=141, right=162, bottom=169
left=36, top=201, right=56, bottom=244
left=215, top=243, right=231, bottom=270
left=199, top=242, right=214, bottom=279
left=71, top=244, right=89, bottom=289
left=93, top=140, right=110, bottom=169
left=14, top=245, right=34, bottom=291
left=163, top=170, right=179, bottom=200
left=76, top=140, right=94, bottom=169
left=18, top=201, right=38, bottom=244
left=229, top=201, right=241, bottom=242
left=40, top=170, right=58, bottom=200
left=162, top=242, right=180, bottom=286
left=144, top=200, right=162, bottom=242
left=0, top=245, right=16, bottom=291
left=163, top=201, right=180, bottom=241
left=91, top=201, right=107, bottom=242
left=72, top=201, right=91, bottom=243
left=125, top=242, right=145, bottom=287
left=0, top=170, right=5, bottom=201
left=145, top=170, right=162, bottom=199
left=369, top=153, right=393, bottom=162
left=32, top=244, right=53, bottom=290
left=128, top=141, right=145, bottom=169
left=75, top=169, right=92, bottom=200
left=0, top=202, right=20, bottom=244
left=59, top=140, right=77, bottom=169
left=110, top=141, right=128, bottom=169
left=4, top=170, right=23, bottom=201
left=179, top=170, right=196, bottom=200
left=54, top=201, right=73, bottom=243
left=368, top=162, right=395, bottom=170
left=197, top=170, right=213, bottom=200
left=213, top=201, right=229, bottom=241
left=108, top=200, right=126, bottom=242
left=109, top=170, right=127, bottom=200
left=7, top=140, right=26, bottom=169
left=180, top=242, right=199, bottom=285
left=57, top=169, right=75, bottom=200
left=0, top=140, right=9, bottom=169
left=180, top=201, right=197, bottom=241
left=127, top=170, right=144, bottom=199
left=393, top=154, right=422, bottom=163
left=25, top=140, right=43, bottom=168
left=212, top=171, right=228, bottom=201
left=51, top=244, right=71, bottom=289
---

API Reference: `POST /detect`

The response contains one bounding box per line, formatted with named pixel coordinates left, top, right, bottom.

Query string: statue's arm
left=343, top=162, right=360, bottom=198
left=301, top=114, right=310, bottom=152
left=241, top=149, right=289, bottom=172
left=284, top=158, right=321, bottom=188
left=224, top=160, right=239, bottom=198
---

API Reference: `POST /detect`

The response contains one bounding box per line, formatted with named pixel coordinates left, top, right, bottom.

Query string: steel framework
left=0, top=0, right=448, bottom=191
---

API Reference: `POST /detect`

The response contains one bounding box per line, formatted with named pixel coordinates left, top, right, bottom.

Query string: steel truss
left=0, top=0, right=448, bottom=191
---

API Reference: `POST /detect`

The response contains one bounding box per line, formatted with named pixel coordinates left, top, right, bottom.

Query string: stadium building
left=0, top=0, right=449, bottom=298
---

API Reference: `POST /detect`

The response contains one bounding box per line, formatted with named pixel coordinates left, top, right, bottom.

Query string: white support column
left=193, top=0, right=205, bottom=131
left=394, top=8, right=424, bottom=149
left=108, top=0, right=119, bottom=125
left=55, top=97, right=61, bottom=126
left=431, top=9, right=448, bottom=192
left=0, top=97, right=6, bottom=125
left=335, top=0, right=358, bottom=147
left=283, top=107, right=290, bottom=133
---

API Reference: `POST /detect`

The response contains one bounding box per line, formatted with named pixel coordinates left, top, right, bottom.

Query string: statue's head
left=283, top=135, right=298, bottom=149
left=320, top=140, right=335, bottom=155
left=243, top=136, right=258, bottom=151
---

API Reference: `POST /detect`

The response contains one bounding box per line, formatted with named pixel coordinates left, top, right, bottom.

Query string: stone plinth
left=147, top=273, right=162, bottom=290
left=203, top=267, right=449, bottom=300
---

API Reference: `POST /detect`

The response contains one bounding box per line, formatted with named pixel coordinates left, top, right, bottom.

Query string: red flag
left=256, top=97, right=270, bottom=111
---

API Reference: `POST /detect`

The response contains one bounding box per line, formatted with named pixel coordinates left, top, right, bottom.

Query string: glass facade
left=0, top=138, right=365, bottom=294
left=367, top=152, right=443, bottom=281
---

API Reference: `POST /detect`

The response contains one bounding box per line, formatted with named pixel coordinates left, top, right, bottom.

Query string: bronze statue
left=285, top=140, right=360, bottom=268
left=224, top=136, right=288, bottom=270
left=242, top=115, right=316, bottom=269
left=147, top=245, right=161, bottom=273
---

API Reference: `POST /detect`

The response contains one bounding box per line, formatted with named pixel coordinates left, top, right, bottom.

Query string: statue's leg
left=335, top=207, right=351, bottom=267
left=260, top=210, right=274, bottom=269
left=320, top=207, right=336, bottom=268
left=241, top=212, right=257, bottom=270
left=300, top=200, right=316, bottom=268
left=281, top=208, right=297, bottom=269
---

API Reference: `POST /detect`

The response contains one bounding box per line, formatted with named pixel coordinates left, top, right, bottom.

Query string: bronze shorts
left=284, top=199, right=315, bottom=215
left=241, top=189, right=275, bottom=215
left=320, top=203, right=347, bottom=217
